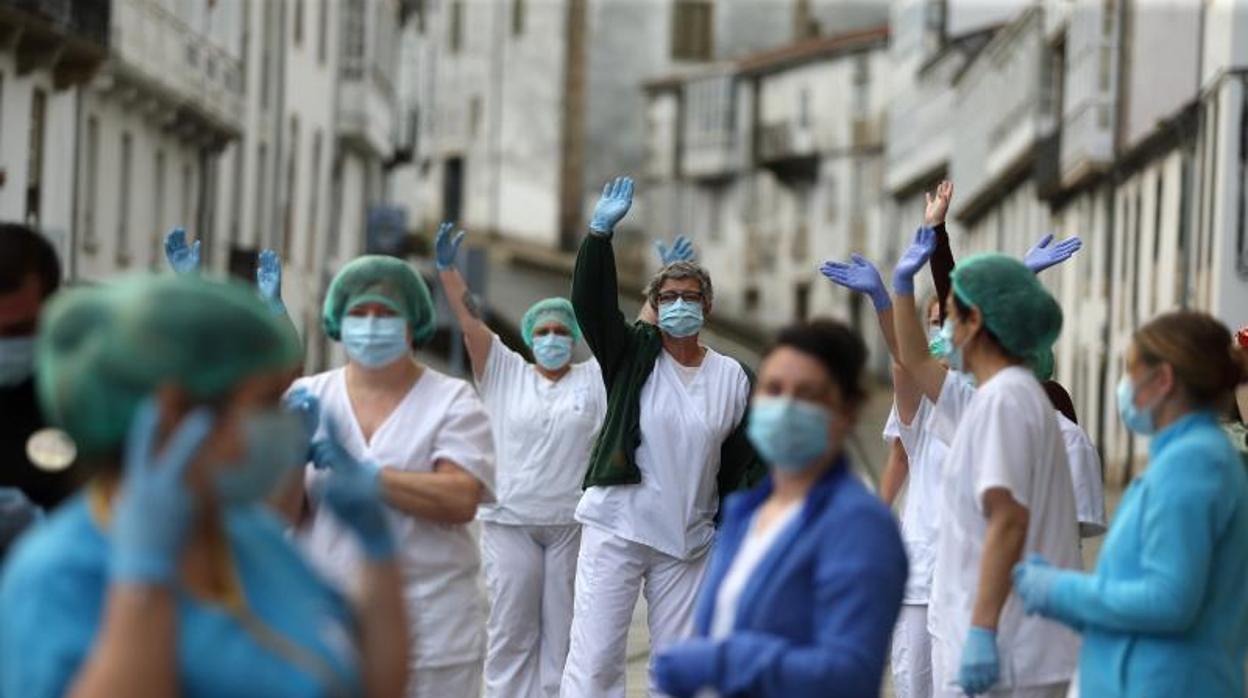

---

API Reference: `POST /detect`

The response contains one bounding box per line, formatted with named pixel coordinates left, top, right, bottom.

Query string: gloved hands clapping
left=655, top=235, right=695, bottom=266
left=434, top=221, right=465, bottom=271
left=310, top=420, right=394, bottom=561
left=957, top=626, right=1000, bottom=696
left=1023, top=233, right=1082, bottom=274
left=112, top=399, right=213, bottom=584
left=892, top=226, right=937, bottom=295
left=820, top=254, right=891, bottom=312
left=164, top=228, right=201, bottom=275
left=589, top=177, right=634, bottom=236
left=257, top=249, right=285, bottom=314
left=652, top=638, right=720, bottom=698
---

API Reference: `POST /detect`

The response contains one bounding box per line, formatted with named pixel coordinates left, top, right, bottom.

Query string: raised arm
left=1023, top=233, right=1083, bottom=274
left=163, top=227, right=201, bottom=275
left=892, top=228, right=948, bottom=403
left=572, top=177, right=635, bottom=378
left=925, top=181, right=955, bottom=323
left=434, top=223, right=494, bottom=380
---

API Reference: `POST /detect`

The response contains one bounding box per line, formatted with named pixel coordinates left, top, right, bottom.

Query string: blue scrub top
left=0, top=494, right=362, bottom=698
left=1049, top=412, right=1248, bottom=697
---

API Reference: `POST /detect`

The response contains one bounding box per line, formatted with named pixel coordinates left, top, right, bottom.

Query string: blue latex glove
left=1012, top=553, right=1063, bottom=615
left=820, top=253, right=891, bottom=312
left=652, top=638, right=719, bottom=697
left=655, top=235, right=695, bottom=266
left=1023, top=233, right=1082, bottom=274
left=589, top=176, right=634, bottom=236
left=256, top=249, right=284, bottom=313
left=957, top=626, right=1000, bottom=696
left=0, top=487, right=42, bottom=555
left=283, top=387, right=320, bottom=448
left=163, top=227, right=201, bottom=274
left=434, top=221, right=465, bottom=271
left=892, top=226, right=937, bottom=295
left=310, top=424, right=394, bottom=560
left=112, top=399, right=214, bottom=584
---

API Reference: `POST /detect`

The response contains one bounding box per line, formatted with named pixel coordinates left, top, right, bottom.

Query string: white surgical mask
left=341, top=316, right=409, bottom=368
left=532, top=334, right=573, bottom=371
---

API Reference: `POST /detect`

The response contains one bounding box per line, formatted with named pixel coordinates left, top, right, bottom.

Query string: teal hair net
left=35, top=274, right=303, bottom=458
left=521, top=297, right=581, bottom=347
left=952, top=253, right=1063, bottom=367
left=323, top=255, right=436, bottom=346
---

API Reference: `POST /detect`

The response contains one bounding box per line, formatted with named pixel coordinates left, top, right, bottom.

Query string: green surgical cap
left=1031, top=346, right=1055, bottom=382
left=36, top=274, right=302, bottom=457
left=323, top=255, right=436, bottom=345
left=521, top=297, right=581, bottom=347
left=952, top=253, right=1063, bottom=367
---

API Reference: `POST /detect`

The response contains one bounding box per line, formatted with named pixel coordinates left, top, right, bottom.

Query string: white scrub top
left=885, top=399, right=949, bottom=605
left=710, top=499, right=804, bottom=640
left=928, top=366, right=1080, bottom=690
left=575, top=348, right=750, bottom=560
left=1056, top=413, right=1107, bottom=538
left=294, top=367, right=496, bottom=670
left=476, top=335, right=607, bottom=526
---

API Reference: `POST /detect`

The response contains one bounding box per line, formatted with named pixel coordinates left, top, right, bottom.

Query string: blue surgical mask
left=0, top=336, right=35, bottom=388
left=532, top=334, right=574, bottom=371
left=342, top=316, right=409, bottom=368
left=1116, top=374, right=1159, bottom=436
left=747, top=397, right=832, bottom=473
left=937, top=319, right=967, bottom=373
left=658, top=299, right=704, bottom=338
left=215, top=410, right=308, bottom=505
left=928, top=326, right=949, bottom=358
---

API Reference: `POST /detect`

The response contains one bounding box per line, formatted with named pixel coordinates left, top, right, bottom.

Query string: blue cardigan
left=688, top=460, right=907, bottom=697
left=1046, top=412, right=1248, bottom=697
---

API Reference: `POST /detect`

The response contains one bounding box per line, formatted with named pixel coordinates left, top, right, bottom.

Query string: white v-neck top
left=710, top=499, right=804, bottom=639
left=575, top=348, right=750, bottom=560
left=292, top=367, right=496, bottom=669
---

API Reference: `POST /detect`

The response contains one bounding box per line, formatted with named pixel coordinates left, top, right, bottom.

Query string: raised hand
left=434, top=221, right=466, bottom=271
left=589, top=176, right=634, bottom=236
left=256, top=249, right=284, bottom=312
left=163, top=227, right=201, bottom=274
left=819, top=253, right=891, bottom=312
left=924, top=180, right=953, bottom=227
left=892, top=226, right=938, bottom=295
left=655, top=235, right=695, bottom=266
left=1023, top=233, right=1082, bottom=274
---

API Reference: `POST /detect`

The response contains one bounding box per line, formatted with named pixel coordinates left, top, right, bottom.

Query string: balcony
left=0, top=0, right=109, bottom=88
left=107, top=0, right=243, bottom=145
left=754, top=121, right=818, bottom=180
left=338, top=0, right=398, bottom=158
left=679, top=72, right=741, bottom=181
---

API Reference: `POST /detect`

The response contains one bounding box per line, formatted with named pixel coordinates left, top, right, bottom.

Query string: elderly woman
left=560, top=177, right=764, bottom=697
left=293, top=255, right=496, bottom=698
left=0, top=274, right=407, bottom=697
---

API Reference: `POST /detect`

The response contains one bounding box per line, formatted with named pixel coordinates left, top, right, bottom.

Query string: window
left=449, top=1, right=463, bottom=53
left=798, top=88, right=810, bottom=128
left=470, top=96, right=482, bottom=136
left=825, top=175, right=838, bottom=223
left=853, top=54, right=869, bottom=86
left=794, top=282, right=811, bottom=321
left=26, top=89, right=45, bottom=226
left=307, top=130, right=322, bottom=271
left=261, top=3, right=272, bottom=108
left=229, top=146, right=242, bottom=246
left=284, top=116, right=299, bottom=259
left=181, top=163, right=194, bottom=242
left=744, top=287, right=760, bottom=314
left=84, top=116, right=99, bottom=250
left=512, top=0, right=525, bottom=36
left=294, top=0, right=304, bottom=46
left=254, top=143, right=268, bottom=247
left=318, top=0, right=329, bottom=63
left=671, top=0, right=713, bottom=61
left=342, top=0, right=365, bottom=78
left=1098, top=46, right=1112, bottom=92
left=1102, top=0, right=1116, bottom=37
left=117, top=132, right=133, bottom=266
left=152, top=150, right=165, bottom=269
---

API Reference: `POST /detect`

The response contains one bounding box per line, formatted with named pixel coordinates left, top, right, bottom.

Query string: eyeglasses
left=657, top=291, right=704, bottom=305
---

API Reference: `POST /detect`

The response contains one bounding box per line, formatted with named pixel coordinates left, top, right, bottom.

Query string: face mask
left=658, top=299, right=704, bottom=338
left=532, top=334, right=573, bottom=371
left=747, top=397, right=832, bottom=473
left=1116, top=374, right=1160, bottom=436
left=937, top=319, right=968, bottom=373
left=342, top=316, right=409, bottom=368
left=215, top=410, right=307, bottom=505
left=928, top=326, right=949, bottom=358
left=0, top=336, right=35, bottom=388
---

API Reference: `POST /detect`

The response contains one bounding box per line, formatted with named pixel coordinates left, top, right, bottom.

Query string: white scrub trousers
left=932, top=642, right=1069, bottom=698
left=482, top=521, right=581, bottom=698
left=891, top=604, right=934, bottom=698
left=406, top=660, right=484, bottom=698
left=560, top=525, right=709, bottom=698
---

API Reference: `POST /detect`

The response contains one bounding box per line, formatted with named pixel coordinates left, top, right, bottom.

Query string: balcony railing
left=2, top=0, right=109, bottom=46
left=0, top=0, right=109, bottom=87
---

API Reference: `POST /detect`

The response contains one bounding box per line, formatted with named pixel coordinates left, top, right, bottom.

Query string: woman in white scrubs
left=891, top=237, right=1081, bottom=698
left=434, top=224, right=606, bottom=698
left=293, top=255, right=496, bottom=698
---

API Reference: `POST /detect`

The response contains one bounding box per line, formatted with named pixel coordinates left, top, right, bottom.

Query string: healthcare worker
left=562, top=177, right=764, bottom=697
left=891, top=231, right=1081, bottom=697
left=434, top=223, right=606, bottom=698
left=0, top=273, right=408, bottom=697
left=293, top=255, right=495, bottom=698
left=1013, top=311, right=1248, bottom=698
left=651, top=319, right=907, bottom=697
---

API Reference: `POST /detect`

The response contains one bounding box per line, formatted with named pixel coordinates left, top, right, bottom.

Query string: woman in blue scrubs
left=652, top=319, right=908, bottom=697
left=0, top=274, right=408, bottom=698
left=1013, top=311, right=1248, bottom=697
